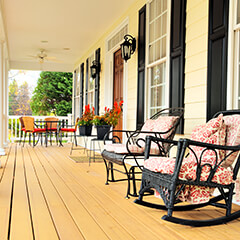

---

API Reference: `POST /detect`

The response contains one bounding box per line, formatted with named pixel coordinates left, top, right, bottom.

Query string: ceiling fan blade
left=27, top=55, right=38, bottom=58
left=45, top=56, right=57, bottom=60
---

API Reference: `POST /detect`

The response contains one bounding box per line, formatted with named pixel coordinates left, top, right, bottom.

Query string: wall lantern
left=120, top=34, right=136, bottom=62
left=90, top=60, right=100, bottom=78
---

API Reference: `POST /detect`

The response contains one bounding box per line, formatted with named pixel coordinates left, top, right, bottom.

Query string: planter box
left=79, top=125, right=92, bottom=136
left=95, top=125, right=111, bottom=140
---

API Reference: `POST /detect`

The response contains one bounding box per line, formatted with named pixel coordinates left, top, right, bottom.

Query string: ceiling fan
left=28, top=49, right=61, bottom=63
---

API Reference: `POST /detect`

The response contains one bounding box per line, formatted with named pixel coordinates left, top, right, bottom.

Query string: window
left=74, top=67, right=80, bottom=119
left=147, top=0, right=169, bottom=116
left=87, top=54, right=95, bottom=109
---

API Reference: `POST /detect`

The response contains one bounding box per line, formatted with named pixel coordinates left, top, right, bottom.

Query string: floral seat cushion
left=104, top=143, right=159, bottom=154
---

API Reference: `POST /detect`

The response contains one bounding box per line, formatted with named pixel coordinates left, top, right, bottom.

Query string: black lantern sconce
left=90, top=60, right=100, bottom=78
left=120, top=34, right=136, bottom=62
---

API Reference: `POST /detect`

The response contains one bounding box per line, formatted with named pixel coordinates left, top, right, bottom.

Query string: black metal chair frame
left=135, top=110, right=240, bottom=227
left=101, top=108, right=184, bottom=199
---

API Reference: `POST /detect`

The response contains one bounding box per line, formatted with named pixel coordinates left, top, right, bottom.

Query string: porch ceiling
left=2, top=0, right=135, bottom=72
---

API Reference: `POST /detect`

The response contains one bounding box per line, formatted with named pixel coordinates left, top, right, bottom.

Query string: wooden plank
left=40, top=145, right=184, bottom=240
left=0, top=144, right=14, bottom=240
left=34, top=145, right=133, bottom=240
left=23, top=146, right=59, bottom=240
left=10, top=144, right=33, bottom=240
left=26, top=146, right=84, bottom=240
left=29, top=146, right=110, bottom=240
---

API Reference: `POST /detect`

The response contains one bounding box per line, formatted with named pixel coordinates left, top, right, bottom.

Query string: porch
left=1, top=143, right=240, bottom=239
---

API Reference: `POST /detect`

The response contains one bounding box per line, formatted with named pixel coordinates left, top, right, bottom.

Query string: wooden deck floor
left=1, top=144, right=240, bottom=239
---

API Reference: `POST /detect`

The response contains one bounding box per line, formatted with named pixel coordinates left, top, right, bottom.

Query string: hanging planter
left=95, top=125, right=111, bottom=140
left=79, top=125, right=92, bottom=136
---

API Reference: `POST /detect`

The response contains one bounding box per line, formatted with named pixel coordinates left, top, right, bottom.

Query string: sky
left=9, top=70, right=40, bottom=95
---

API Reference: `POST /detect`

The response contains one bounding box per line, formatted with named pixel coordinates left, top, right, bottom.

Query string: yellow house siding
left=184, top=0, right=208, bottom=135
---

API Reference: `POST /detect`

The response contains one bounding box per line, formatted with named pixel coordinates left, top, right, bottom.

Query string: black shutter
left=169, top=0, right=186, bottom=134
left=79, top=63, right=84, bottom=117
left=94, top=48, right=101, bottom=115
left=207, top=0, right=229, bottom=120
left=136, top=5, right=146, bottom=130
left=85, top=58, right=89, bottom=105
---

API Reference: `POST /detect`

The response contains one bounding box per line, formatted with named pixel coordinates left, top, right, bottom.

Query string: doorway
left=113, top=48, right=123, bottom=141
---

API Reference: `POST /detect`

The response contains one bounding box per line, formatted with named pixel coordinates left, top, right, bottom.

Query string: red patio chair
left=59, top=117, right=79, bottom=154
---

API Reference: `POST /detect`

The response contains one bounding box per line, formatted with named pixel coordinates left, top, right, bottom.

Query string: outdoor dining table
left=34, top=120, right=66, bottom=147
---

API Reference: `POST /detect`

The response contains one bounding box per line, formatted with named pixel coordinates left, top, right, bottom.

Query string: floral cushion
left=105, top=143, right=123, bottom=152
left=105, top=143, right=160, bottom=155
left=144, top=157, right=233, bottom=204
left=138, top=116, right=179, bottom=148
left=189, top=114, right=226, bottom=165
left=222, top=115, right=240, bottom=167
left=153, top=116, right=179, bottom=139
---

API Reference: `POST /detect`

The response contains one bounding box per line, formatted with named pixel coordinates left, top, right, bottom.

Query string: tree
left=15, top=82, right=32, bottom=115
left=9, top=79, right=18, bottom=115
left=9, top=80, right=32, bottom=116
left=30, top=71, right=73, bottom=116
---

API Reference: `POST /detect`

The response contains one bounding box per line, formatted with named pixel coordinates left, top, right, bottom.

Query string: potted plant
left=78, top=104, right=95, bottom=136
left=93, top=101, right=123, bottom=140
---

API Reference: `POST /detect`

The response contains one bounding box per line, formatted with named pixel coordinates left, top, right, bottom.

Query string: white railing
left=8, top=114, right=73, bottom=143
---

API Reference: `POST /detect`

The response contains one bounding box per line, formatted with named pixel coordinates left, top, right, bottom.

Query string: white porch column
left=0, top=40, right=5, bottom=156
left=3, top=56, right=9, bottom=147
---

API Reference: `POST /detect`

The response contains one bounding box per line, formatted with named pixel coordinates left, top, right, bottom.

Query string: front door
left=113, top=49, right=123, bottom=142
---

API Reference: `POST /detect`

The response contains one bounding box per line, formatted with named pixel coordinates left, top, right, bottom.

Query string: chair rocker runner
left=135, top=110, right=240, bottom=227
left=101, top=108, right=184, bottom=199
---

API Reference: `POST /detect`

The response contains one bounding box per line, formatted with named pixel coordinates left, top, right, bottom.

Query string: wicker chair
left=19, top=117, right=25, bottom=145
left=135, top=110, right=240, bottom=226
left=22, top=117, right=46, bottom=147
left=101, top=108, right=184, bottom=199
left=45, top=117, right=59, bottom=145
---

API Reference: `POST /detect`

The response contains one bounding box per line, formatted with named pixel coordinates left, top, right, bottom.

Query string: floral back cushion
left=221, top=115, right=240, bottom=168
left=189, top=114, right=226, bottom=165
left=138, top=116, right=179, bottom=149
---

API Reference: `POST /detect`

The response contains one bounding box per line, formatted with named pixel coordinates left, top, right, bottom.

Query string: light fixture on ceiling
left=120, top=34, right=136, bottom=62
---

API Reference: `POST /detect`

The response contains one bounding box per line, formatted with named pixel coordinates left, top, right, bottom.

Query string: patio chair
left=22, top=116, right=46, bottom=147
left=19, top=116, right=25, bottom=145
left=101, top=108, right=184, bottom=199
left=45, top=117, right=59, bottom=145
left=135, top=110, right=240, bottom=226
left=58, top=117, right=79, bottom=154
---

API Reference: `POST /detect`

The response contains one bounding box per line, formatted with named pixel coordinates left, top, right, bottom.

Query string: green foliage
left=30, top=71, right=73, bottom=116
left=9, top=80, right=32, bottom=115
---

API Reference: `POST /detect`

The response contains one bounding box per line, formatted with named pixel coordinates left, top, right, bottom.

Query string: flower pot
left=79, top=125, right=92, bottom=136
left=96, top=125, right=111, bottom=140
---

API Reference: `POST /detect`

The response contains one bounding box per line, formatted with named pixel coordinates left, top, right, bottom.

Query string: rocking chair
left=135, top=110, right=240, bottom=226
left=101, top=108, right=184, bottom=198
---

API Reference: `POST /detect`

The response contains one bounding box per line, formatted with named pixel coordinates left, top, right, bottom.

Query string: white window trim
left=228, top=0, right=240, bottom=109
left=145, top=0, right=171, bottom=119
left=85, top=53, right=95, bottom=108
